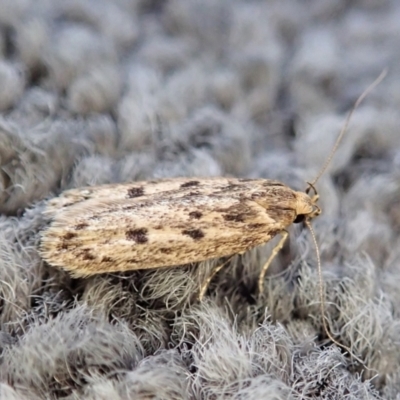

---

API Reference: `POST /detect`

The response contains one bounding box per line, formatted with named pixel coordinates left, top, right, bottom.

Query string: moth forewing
left=39, top=177, right=315, bottom=278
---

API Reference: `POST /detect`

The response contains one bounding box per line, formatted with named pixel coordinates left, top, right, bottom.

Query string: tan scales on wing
left=40, top=178, right=313, bottom=277
left=45, top=177, right=248, bottom=211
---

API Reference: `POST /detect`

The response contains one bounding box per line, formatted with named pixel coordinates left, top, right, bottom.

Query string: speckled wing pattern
left=40, top=178, right=300, bottom=277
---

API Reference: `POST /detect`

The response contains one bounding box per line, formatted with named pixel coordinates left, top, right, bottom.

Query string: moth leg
left=198, top=257, right=233, bottom=301
left=258, top=230, right=289, bottom=294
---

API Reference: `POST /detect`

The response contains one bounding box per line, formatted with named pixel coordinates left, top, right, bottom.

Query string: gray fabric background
left=0, top=0, right=400, bottom=398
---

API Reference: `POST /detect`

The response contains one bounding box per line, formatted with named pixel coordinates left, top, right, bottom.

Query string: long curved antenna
left=305, top=220, right=365, bottom=365
left=309, top=69, right=388, bottom=187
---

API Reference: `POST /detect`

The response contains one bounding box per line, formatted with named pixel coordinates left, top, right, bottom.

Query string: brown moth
left=40, top=177, right=318, bottom=277
left=39, top=71, right=386, bottom=366
left=40, top=71, right=386, bottom=297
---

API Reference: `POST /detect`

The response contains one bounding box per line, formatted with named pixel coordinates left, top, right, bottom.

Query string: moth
left=39, top=72, right=385, bottom=364
left=40, top=177, right=318, bottom=280
left=39, top=71, right=386, bottom=295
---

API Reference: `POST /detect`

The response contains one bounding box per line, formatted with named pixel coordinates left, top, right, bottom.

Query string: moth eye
left=294, top=214, right=305, bottom=223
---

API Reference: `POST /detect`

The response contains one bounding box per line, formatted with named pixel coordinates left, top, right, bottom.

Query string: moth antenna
left=305, top=220, right=365, bottom=366
left=309, top=69, right=388, bottom=187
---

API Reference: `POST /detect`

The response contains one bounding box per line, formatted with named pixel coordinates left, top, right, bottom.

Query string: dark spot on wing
left=74, top=223, right=88, bottom=230
left=185, top=191, right=200, bottom=197
left=123, top=205, right=136, bottom=211
left=189, top=211, right=203, bottom=219
left=226, top=184, right=241, bottom=190
left=62, top=202, right=77, bottom=208
left=218, top=203, right=257, bottom=222
left=223, top=213, right=245, bottom=222
left=127, top=186, right=145, bottom=198
left=182, top=228, right=204, bottom=240
left=247, top=223, right=266, bottom=230
left=126, top=228, right=148, bottom=243
left=160, top=247, right=172, bottom=254
left=63, top=232, right=77, bottom=240
left=80, top=248, right=95, bottom=260
left=101, top=256, right=114, bottom=262
left=58, top=242, right=69, bottom=250
left=180, top=180, right=200, bottom=188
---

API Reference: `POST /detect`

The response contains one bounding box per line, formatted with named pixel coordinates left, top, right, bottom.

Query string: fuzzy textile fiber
left=1, top=1, right=400, bottom=399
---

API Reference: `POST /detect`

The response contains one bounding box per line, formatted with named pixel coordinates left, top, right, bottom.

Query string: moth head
left=294, top=183, right=321, bottom=224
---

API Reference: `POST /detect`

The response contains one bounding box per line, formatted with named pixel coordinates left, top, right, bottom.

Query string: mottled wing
left=45, top=178, right=236, bottom=212
left=40, top=178, right=298, bottom=276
